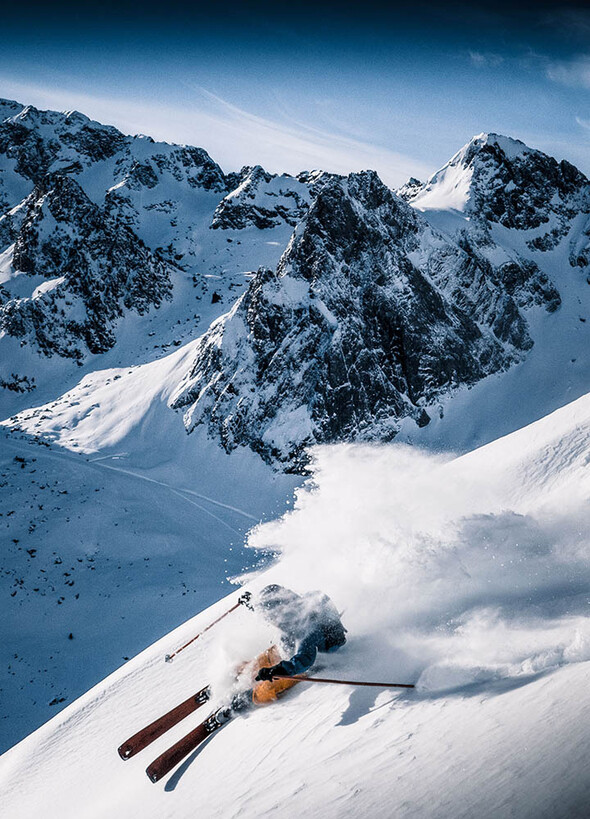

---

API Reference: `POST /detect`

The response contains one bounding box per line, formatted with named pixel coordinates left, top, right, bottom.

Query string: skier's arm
left=277, top=633, right=319, bottom=676
left=255, top=633, right=320, bottom=681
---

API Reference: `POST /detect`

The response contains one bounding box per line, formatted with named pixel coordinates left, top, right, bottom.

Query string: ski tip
left=146, top=765, right=161, bottom=783
left=118, top=744, right=134, bottom=760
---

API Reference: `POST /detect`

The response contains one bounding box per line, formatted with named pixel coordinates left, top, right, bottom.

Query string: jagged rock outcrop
left=397, top=133, right=590, bottom=313
left=0, top=174, right=170, bottom=359
left=211, top=166, right=330, bottom=230
left=171, top=171, right=537, bottom=469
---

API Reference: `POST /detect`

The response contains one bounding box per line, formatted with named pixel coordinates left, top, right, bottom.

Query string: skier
left=213, top=584, right=347, bottom=723
left=123, top=585, right=413, bottom=781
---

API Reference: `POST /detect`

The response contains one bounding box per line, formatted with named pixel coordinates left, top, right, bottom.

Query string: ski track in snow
left=0, top=429, right=299, bottom=753
left=91, top=459, right=258, bottom=523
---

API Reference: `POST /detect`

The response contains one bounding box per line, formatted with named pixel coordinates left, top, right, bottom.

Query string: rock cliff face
left=401, top=133, right=589, bottom=303
left=1, top=173, right=169, bottom=359
left=171, top=171, right=542, bottom=468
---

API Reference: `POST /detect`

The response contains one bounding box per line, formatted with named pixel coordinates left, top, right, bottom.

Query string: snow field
left=1, top=391, right=589, bottom=816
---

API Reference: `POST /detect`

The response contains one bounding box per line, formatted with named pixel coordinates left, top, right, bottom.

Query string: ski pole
left=274, top=674, right=415, bottom=688
left=165, top=592, right=252, bottom=662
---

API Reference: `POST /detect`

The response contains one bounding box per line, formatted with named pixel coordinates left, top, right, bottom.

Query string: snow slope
left=0, top=342, right=300, bottom=751
left=1, top=392, right=589, bottom=817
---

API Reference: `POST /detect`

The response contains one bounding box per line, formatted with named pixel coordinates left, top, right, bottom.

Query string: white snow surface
left=0, top=336, right=300, bottom=750
left=1, top=393, right=589, bottom=817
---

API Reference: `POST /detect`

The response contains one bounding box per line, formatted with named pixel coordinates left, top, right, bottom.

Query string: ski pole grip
left=238, top=591, right=253, bottom=609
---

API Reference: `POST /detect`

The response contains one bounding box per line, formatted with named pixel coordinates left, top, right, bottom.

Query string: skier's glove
left=256, top=663, right=287, bottom=682
left=255, top=666, right=275, bottom=682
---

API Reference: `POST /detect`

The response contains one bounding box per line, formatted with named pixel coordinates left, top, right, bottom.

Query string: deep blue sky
left=1, top=1, right=589, bottom=185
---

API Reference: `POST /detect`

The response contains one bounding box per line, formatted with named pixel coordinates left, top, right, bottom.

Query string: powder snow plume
left=243, top=419, right=590, bottom=693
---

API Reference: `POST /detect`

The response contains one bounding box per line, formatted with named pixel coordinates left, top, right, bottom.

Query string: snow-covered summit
left=406, top=131, right=589, bottom=227
left=400, top=131, right=589, bottom=335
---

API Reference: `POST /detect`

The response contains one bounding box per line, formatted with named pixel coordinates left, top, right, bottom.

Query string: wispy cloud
left=0, top=77, right=433, bottom=188
left=546, top=55, right=590, bottom=90
left=468, top=51, right=504, bottom=68
left=575, top=116, right=590, bottom=132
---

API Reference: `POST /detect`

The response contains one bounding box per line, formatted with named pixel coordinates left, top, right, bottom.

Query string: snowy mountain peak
left=408, top=131, right=589, bottom=229
left=211, top=164, right=328, bottom=230
left=469, top=131, right=531, bottom=158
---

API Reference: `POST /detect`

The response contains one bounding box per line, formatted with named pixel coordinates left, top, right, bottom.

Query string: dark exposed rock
left=172, top=172, right=531, bottom=469
left=0, top=174, right=170, bottom=358
left=211, top=166, right=329, bottom=230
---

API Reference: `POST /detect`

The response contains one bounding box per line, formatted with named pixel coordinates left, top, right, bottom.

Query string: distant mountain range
left=1, top=101, right=589, bottom=470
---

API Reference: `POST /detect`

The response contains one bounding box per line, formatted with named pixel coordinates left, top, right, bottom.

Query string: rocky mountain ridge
left=0, top=100, right=324, bottom=361
left=402, top=132, right=590, bottom=275
left=2, top=103, right=589, bottom=470
left=170, top=169, right=563, bottom=467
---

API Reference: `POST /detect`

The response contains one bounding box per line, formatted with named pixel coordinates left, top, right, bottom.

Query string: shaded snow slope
left=0, top=345, right=300, bottom=750
left=1, top=392, right=589, bottom=816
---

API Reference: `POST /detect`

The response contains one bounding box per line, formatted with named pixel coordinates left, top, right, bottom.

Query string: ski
left=146, top=709, right=226, bottom=783
left=118, top=685, right=211, bottom=760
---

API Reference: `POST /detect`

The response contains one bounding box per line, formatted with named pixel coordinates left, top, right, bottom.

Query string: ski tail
left=146, top=713, right=223, bottom=783
left=118, top=685, right=210, bottom=760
